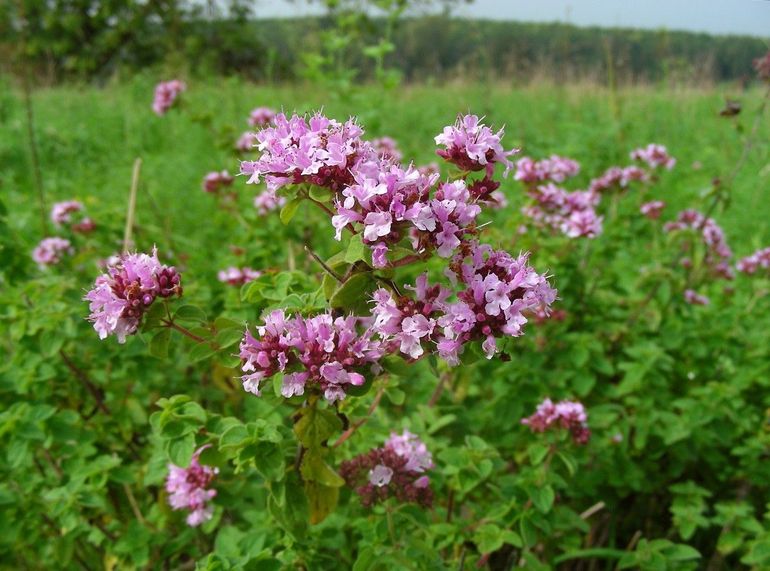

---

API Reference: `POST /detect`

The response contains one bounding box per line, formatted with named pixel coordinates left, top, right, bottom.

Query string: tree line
left=2, top=1, right=766, bottom=85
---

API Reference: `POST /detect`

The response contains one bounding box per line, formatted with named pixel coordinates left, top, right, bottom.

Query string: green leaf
left=294, top=406, right=342, bottom=448
left=220, top=424, right=250, bottom=451
left=554, top=548, right=627, bottom=564
left=344, top=234, right=366, bottom=264
left=166, top=433, right=195, bottom=466
left=300, top=450, right=345, bottom=487
left=329, top=272, right=376, bottom=313
left=528, top=443, right=549, bottom=466
left=254, top=441, right=285, bottom=481
left=174, top=305, right=208, bottom=323
left=305, top=480, right=339, bottom=525
left=474, top=523, right=504, bottom=553
left=215, top=328, right=243, bottom=349
left=664, top=543, right=701, bottom=562
left=308, top=186, right=332, bottom=202
left=214, top=316, right=242, bottom=330
left=189, top=342, right=218, bottom=363
left=530, top=485, right=555, bottom=513
left=280, top=197, right=303, bottom=225
left=149, top=328, right=171, bottom=359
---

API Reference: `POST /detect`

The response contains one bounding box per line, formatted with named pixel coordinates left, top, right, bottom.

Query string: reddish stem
left=333, top=384, right=386, bottom=448
left=162, top=319, right=211, bottom=346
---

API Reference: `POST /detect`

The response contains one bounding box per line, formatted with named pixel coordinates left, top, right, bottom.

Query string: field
left=2, top=76, right=770, bottom=570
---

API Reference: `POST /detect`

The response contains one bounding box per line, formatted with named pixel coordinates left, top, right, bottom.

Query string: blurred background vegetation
left=1, top=0, right=767, bottom=86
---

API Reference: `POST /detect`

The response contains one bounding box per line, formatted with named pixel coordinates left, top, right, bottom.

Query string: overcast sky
left=255, top=0, right=770, bottom=38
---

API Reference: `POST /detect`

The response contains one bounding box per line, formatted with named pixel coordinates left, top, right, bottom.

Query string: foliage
left=1, top=77, right=770, bottom=571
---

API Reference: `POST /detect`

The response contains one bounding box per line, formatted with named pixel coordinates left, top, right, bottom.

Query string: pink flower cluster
left=737, top=247, right=770, bottom=275
left=522, top=184, right=603, bottom=239
left=516, top=144, right=668, bottom=239
left=684, top=289, right=710, bottom=306
left=239, top=310, right=384, bottom=403
left=371, top=136, right=403, bottom=163
left=371, top=274, right=450, bottom=359
left=51, top=200, right=82, bottom=225
left=434, top=114, right=516, bottom=175
left=339, top=430, right=433, bottom=508
left=438, top=243, right=556, bottom=363
left=588, top=166, right=648, bottom=193
left=333, top=166, right=482, bottom=266
left=85, top=248, right=182, bottom=343
left=32, top=237, right=73, bottom=268
left=663, top=209, right=734, bottom=280
left=254, top=190, right=286, bottom=215
left=630, top=144, right=676, bottom=170
left=165, top=446, right=218, bottom=527
left=235, top=131, right=257, bottom=153
left=240, top=112, right=373, bottom=193
left=202, top=170, right=234, bottom=194
left=248, top=106, right=276, bottom=127
left=640, top=200, right=666, bottom=220
left=237, top=111, right=554, bottom=376
left=152, top=80, right=186, bottom=116
left=514, top=155, right=580, bottom=185
left=217, top=266, right=261, bottom=286
left=521, top=398, right=590, bottom=445
left=372, top=244, right=556, bottom=365
left=51, top=200, right=95, bottom=233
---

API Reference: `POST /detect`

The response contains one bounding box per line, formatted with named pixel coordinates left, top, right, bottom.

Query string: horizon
left=252, top=0, right=770, bottom=39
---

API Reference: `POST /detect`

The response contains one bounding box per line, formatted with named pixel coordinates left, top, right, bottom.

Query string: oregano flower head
left=522, top=398, right=590, bottom=445
left=340, top=430, right=433, bottom=508
left=85, top=248, right=182, bottom=343
left=165, top=446, right=218, bottom=527
left=152, top=80, right=186, bottom=116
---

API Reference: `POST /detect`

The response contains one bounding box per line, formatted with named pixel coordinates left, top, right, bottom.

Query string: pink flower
left=152, top=80, right=186, bottom=116
left=217, top=266, right=261, bottom=286
left=51, top=201, right=84, bottom=225
left=72, top=217, right=96, bottom=233
left=363, top=211, right=393, bottom=242
left=435, top=114, right=517, bottom=175
left=235, top=131, right=257, bottom=153
left=248, top=106, right=276, bottom=127
left=684, top=289, right=710, bottom=306
left=523, top=184, right=602, bottom=239
left=522, top=398, right=590, bottom=445
left=514, top=155, right=580, bottom=185
left=165, top=445, right=218, bottom=527
left=32, top=237, right=72, bottom=268
left=588, top=165, right=649, bottom=193
left=664, top=209, right=733, bottom=280
left=630, top=144, right=676, bottom=170
left=371, top=136, right=403, bottom=162
left=385, top=430, right=433, bottom=473
left=737, top=247, right=770, bottom=275
left=640, top=200, right=666, bottom=220
left=202, top=170, right=234, bottom=194
left=84, top=248, right=182, bottom=343
left=239, top=311, right=383, bottom=402
left=369, top=464, right=394, bottom=487
left=340, top=430, right=434, bottom=508
left=253, top=189, right=286, bottom=215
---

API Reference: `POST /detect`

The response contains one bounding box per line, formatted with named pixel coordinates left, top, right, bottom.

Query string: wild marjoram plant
left=5, top=57, right=770, bottom=569
left=84, top=108, right=561, bottom=526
